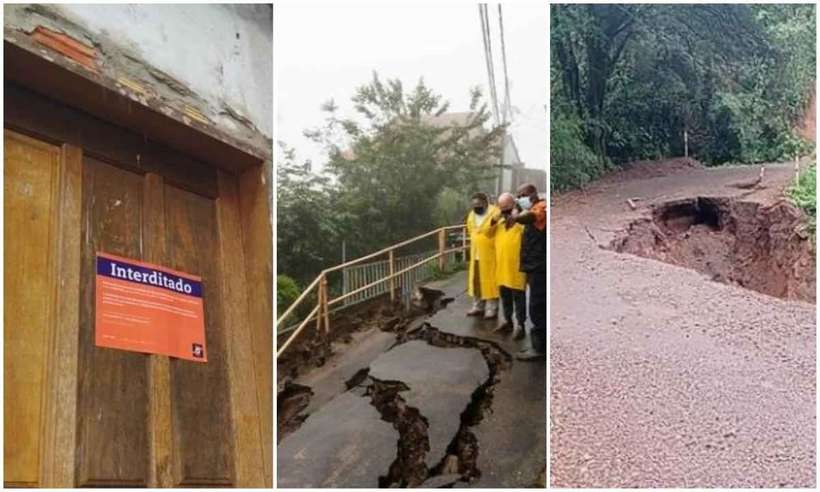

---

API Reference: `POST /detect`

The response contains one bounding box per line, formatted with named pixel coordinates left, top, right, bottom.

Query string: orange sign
left=95, top=252, right=207, bottom=362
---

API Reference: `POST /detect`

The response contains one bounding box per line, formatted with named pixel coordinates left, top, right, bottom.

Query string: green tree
left=550, top=4, right=815, bottom=191
left=275, top=142, right=347, bottom=285
left=306, top=73, right=504, bottom=257
left=433, top=186, right=469, bottom=227
left=550, top=103, right=607, bottom=192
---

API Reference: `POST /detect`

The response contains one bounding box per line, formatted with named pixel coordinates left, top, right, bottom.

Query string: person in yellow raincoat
left=466, top=192, right=499, bottom=318
left=485, top=192, right=527, bottom=339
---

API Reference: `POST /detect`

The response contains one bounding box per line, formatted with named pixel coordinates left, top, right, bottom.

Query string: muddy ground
left=551, top=159, right=816, bottom=487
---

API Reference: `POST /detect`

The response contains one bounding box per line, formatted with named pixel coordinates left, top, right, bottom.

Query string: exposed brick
left=30, top=26, right=97, bottom=72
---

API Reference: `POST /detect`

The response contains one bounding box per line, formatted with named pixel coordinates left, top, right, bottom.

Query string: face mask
left=501, top=209, right=513, bottom=216
left=517, top=196, right=532, bottom=211
left=473, top=206, right=486, bottom=215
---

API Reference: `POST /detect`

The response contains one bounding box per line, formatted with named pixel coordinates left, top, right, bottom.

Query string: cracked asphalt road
left=369, top=340, right=489, bottom=469
left=550, top=161, right=816, bottom=487
left=276, top=271, right=546, bottom=488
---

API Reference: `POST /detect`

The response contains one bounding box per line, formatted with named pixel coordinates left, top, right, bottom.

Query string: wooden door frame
left=5, top=83, right=271, bottom=487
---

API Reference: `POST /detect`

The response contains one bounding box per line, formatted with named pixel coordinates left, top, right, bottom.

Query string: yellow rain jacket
left=488, top=220, right=527, bottom=291
left=466, top=205, right=500, bottom=300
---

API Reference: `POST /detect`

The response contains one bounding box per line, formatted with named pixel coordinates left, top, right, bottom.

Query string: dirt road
left=550, top=160, right=816, bottom=487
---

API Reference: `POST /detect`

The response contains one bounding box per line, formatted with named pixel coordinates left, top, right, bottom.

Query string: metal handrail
left=276, top=224, right=469, bottom=358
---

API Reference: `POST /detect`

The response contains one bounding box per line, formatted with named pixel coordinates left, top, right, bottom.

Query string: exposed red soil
left=602, top=157, right=705, bottom=183
left=798, top=91, right=815, bottom=143
left=611, top=196, right=815, bottom=302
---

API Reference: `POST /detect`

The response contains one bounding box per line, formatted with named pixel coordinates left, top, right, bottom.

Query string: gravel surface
left=550, top=161, right=816, bottom=488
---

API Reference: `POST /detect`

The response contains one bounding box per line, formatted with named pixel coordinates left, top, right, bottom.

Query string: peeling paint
left=116, top=76, right=148, bottom=96
left=183, top=105, right=210, bottom=125
left=220, top=104, right=256, bottom=131
left=146, top=65, right=195, bottom=98
left=5, top=4, right=272, bottom=159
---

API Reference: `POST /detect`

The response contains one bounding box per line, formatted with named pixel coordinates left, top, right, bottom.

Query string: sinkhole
left=609, top=197, right=815, bottom=303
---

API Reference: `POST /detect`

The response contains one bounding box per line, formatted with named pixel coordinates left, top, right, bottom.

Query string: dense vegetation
left=277, top=74, right=503, bottom=289
left=551, top=4, right=816, bottom=192
left=277, top=274, right=301, bottom=318
left=788, top=164, right=816, bottom=238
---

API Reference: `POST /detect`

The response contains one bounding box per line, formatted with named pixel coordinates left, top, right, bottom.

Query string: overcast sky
left=275, top=3, right=546, bottom=171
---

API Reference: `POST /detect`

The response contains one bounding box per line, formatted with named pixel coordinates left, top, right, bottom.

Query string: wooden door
left=4, top=131, right=61, bottom=487
left=75, top=157, right=246, bottom=487
left=4, top=125, right=268, bottom=487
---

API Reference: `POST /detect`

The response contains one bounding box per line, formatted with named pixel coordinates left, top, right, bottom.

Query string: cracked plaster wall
left=5, top=4, right=272, bottom=142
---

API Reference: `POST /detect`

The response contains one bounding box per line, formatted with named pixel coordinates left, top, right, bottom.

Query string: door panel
left=5, top=109, right=266, bottom=487
left=76, top=157, right=149, bottom=486
left=165, top=185, right=235, bottom=486
left=4, top=131, right=60, bottom=487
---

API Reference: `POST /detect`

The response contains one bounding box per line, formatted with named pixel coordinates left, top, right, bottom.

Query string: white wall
left=56, top=4, right=272, bottom=139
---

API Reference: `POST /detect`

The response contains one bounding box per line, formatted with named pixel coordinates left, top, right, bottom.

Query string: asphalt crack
left=366, top=379, right=431, bottom=487
left=362, top=322, right=511, bottom=487
left=277, top=381, right=313, bottom=443
left=278, top=286, right=513, bottom=487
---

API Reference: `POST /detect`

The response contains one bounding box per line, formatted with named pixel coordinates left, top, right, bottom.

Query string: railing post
left=315, top=274, right=325, bottom=335
left=321, top=275, right=330, bottom=334
left=388, top=250, right=396, bottom=302
left=438, top=228, right=446, bottom=271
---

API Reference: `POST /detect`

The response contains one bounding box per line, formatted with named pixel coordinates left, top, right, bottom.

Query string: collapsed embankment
left=610, top=196, right=815, bottom=302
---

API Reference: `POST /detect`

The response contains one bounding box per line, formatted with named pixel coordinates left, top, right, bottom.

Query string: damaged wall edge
left=4, top=28, right=271, bottom=172
left=5, top=4, right=271, bottom=153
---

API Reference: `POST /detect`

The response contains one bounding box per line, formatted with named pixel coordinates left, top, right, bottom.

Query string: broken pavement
left=277, top=271, right=546, bottom=488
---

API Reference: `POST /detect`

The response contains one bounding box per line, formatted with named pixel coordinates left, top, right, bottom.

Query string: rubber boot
left=493, top=320, right=513, bottom=334
left=512, top=322, right=526, bottom=340
left=483, top=299, right=499, bottom=319
left=467, top=298, right=485, bottom=316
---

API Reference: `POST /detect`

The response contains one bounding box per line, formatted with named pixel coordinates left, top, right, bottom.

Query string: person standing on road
left=512, top=183, right=546, bottom=361
left=466, top=192, right=500, bottom=319
left=486, top=192, right=527, bottom=340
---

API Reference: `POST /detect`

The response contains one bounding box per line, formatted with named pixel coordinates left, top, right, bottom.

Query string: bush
left=550, top=108, right=609, bottom=193
left=277, top=275, right=301, bottom=320
left=787, top=164, right=816, bottom=238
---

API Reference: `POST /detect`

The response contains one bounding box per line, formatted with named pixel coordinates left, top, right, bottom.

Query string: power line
left=498, top=4, right=513, bottom=124
left=479, top=4, right=501, bottom=126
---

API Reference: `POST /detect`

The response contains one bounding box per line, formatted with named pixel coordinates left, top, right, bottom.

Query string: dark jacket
left=520, top=200, right=546, bottom=273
